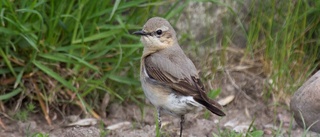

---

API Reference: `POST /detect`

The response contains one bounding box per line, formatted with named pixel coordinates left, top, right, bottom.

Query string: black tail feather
left=195, top=98, right=226, bottom=116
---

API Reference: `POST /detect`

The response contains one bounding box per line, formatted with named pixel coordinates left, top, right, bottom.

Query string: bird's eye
left=156, top=30, right=162, bottom=35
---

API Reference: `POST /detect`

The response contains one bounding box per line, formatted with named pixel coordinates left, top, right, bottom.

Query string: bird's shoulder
left=145, top=48, right=198, bottom=79
left=143, top=47, right=206, bottom=96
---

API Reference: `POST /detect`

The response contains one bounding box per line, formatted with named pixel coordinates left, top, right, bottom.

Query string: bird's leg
left=180, top=115, right=185, bottom=137
left=157, top=108, right=162, bottom=129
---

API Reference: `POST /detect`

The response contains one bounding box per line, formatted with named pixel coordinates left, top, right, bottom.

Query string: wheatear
left=133, top=17, right=225, bottom=137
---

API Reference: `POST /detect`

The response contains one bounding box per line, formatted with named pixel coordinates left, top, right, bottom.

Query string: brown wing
left=144, top=54, right=225, bottom=116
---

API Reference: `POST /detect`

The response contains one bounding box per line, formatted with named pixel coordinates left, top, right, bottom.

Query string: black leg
left=180, top=115, right=185, bottom=137
left=157, top=108, right=162, bottom=129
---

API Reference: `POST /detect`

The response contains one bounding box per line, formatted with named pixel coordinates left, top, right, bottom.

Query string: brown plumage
left=134, top=17, right=225, bottom=137
left=144, top=46, right=225, bottom=116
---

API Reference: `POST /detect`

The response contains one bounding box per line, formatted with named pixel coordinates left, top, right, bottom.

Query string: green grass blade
left=108, top=0, right=121, bottom=21
left=39, top=53, right=74, bottom=64
left=13, top=67, right=24, bottom=88
left=33, top=60, right=76, bottom=91
left=65, top=54, right=99, bottom=72
left=72, top=29, right=121, bottom=44
left=0, top=48, right=17, bottom=76
left=20, top=34, right=39, bottom=51
left=0, top=27, right=19, bottom=34
left=107, top=74, right=140, bottom=85
left=0, top=88, right=22, bottom=101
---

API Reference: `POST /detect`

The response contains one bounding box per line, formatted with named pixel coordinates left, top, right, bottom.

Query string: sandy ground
left=0, top=70, right=319, bottom=137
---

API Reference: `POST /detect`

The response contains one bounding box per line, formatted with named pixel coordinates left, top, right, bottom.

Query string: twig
left=0, top=112, right=15, bottom=121
left=0, top=118, right=6, bottom=130
left=224, top=69, right=254, bottom=102
left=32, top=79, right=52, bottom=126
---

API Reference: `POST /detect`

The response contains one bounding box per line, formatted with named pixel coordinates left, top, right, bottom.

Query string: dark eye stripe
left=146, top=30, right=163, bottom=37
left=145, top=32, right=152, bottom=36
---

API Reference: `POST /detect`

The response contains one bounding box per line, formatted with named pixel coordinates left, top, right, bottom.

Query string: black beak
left=133, top=30, right=150, bottom=36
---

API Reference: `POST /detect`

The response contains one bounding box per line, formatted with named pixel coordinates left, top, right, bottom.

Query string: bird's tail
left=191, top=77, right=226, bottom=116
left=195, top=98, right=226, bottom=116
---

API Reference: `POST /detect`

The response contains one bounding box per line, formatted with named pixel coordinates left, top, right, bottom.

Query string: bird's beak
left=133, top=30, right=150, bottom=36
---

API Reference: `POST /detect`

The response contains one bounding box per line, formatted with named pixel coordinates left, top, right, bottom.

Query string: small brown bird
left=133, top=17, right=225, bottom=137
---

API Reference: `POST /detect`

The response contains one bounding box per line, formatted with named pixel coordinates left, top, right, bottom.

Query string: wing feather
left=144, top=53, right=225, bottom=116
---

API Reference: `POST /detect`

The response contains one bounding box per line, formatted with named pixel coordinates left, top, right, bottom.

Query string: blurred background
left=0, top=0, right=320, bottom=136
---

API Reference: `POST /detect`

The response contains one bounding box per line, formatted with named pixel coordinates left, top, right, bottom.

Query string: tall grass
left=245, top=0, right=320, bottom=100
left=0, top=0, right=186, bottom=123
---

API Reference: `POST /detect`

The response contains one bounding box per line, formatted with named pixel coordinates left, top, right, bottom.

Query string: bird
left=133, top=17, right=226, bottom=137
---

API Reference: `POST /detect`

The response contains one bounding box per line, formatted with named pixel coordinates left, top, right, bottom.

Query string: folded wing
left=144, top=53, right=225, bottom=116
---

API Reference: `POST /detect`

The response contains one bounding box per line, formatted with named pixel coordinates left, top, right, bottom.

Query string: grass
left=14, top=102, right=36, bottom=121
left=213, top=129, right=264, bottom=137
left=245, top=0, right=320, bottom=100
left=176, top=0, right=320, bottom=136
left=28, top=132, right=49, bottom=137
left=0, top=0, right=320, bottom=136
left=0, top=0, right=186, bottom=124
left=213, top=118, right=264, bottom=137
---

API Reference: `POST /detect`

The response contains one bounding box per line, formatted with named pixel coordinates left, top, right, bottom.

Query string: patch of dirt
left=0, top=104, right=315, bottom=137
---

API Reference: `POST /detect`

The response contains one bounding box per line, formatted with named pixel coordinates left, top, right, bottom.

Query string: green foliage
left=213, top=119, right=264, bottom=137
left=246, top=0, right=320, bottom=97
left=26, top=102, right=36, bottom=112
left=0, top=0, right=186, bottom=115
left=14, top=109, right=29, bottom=121
left=99, top=121, right=109, bottom=137
left=0, top=88, right=22, bottom=101
left=213, top=129, right=264, bottom=137
left=208, top=88, right=222, bottom=99
left=14, top=102, right=37, bottom=121
left=249, top=130, right=264, bottom=137
left=155, top=111, right=161, bottom=137
left=29, top=133, right=50, bottom=137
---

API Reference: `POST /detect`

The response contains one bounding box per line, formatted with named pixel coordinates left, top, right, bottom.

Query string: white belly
left=162, top=93, right=203, bottom=116
left=142, top=78, right=203, bottom=116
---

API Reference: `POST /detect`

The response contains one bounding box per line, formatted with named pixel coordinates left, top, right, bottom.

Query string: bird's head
left=133, top=17, right=177, bottom=50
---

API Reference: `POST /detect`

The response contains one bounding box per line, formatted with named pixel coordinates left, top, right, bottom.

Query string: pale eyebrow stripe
left=158, top=25, right=169, bottom=31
